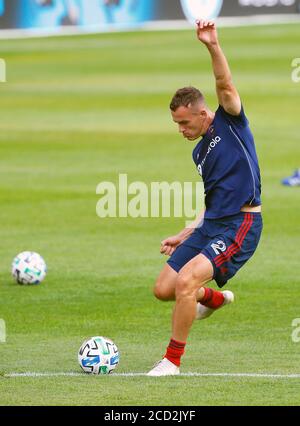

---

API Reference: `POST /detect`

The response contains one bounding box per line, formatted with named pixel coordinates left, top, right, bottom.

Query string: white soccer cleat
left=196, top=290, right=234, bottom=320
left=147, top=358, right=180, bottom=377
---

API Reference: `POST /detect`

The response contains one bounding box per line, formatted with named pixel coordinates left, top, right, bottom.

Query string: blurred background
left=0, top=0, right=299, bottom=32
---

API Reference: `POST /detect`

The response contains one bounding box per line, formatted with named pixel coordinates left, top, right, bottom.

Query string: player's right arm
left=160, top=209, right=205, bottom=256
left=196, top=20, right=241, bottom=116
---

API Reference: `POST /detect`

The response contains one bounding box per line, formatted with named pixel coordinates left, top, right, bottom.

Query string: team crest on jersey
left=208, top=125, right=215, bottom=135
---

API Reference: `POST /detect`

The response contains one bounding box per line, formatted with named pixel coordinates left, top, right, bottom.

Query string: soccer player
left=147, top=20, right=263, bottom=376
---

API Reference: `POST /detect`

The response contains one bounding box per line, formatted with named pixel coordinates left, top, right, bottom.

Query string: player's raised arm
left=196, top=20, right=241, bottom=116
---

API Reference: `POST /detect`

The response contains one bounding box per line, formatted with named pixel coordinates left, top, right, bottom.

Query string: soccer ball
left=11, top=251, right=47, bottom=285
left=78, top=336, right=119, bottom=375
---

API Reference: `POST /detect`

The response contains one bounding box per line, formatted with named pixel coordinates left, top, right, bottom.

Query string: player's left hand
left=196, top=20, right=218, bottom=46
left=160, top=235, right=182, bottom=257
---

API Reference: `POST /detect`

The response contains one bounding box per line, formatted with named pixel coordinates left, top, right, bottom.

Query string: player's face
left=171, top=105, right=208, bottom=141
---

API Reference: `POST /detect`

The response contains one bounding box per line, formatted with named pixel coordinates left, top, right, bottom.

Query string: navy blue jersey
left=192, top=105, right=261, bottom=219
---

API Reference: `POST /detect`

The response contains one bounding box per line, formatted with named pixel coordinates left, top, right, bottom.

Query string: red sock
left=201, top=288, right=225, bottom=309
left=164, top=339, right=186, bottom=367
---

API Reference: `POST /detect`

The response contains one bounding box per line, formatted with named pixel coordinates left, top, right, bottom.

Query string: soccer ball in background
left=12, top=251, right=47, bottom=285
left=78, top=336, right=119, bottom=375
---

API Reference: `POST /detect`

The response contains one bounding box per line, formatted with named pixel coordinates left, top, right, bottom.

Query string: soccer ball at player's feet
left=12, top=251, right=47, bottom=285
left=78, top=336, right=119, bottom=375
left=147, top=358, right=180, bottom=377
left=196, top=290, right=234, bottom=320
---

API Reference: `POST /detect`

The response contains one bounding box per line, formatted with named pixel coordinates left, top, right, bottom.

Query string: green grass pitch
left=0, top=23, right=300, bottom=406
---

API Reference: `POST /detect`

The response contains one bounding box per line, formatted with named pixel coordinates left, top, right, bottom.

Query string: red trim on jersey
left=213, top=213, right=254, bottom=267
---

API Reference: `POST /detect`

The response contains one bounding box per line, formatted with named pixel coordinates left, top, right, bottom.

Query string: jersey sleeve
left=217, top=105, right=249, bottom=128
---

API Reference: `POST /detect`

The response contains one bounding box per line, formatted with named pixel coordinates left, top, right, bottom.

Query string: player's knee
left=175, top=273, right=194, bottom=299
left=153, top=281, right=173, bottom=301
left=175, top=272, right=205, bottom=299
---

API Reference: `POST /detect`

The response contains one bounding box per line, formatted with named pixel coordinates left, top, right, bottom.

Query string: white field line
left=4, top=372, right=300, bottom=379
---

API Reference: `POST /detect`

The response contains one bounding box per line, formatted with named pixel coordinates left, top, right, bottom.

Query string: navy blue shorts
left=167, top=212, right=263, bottom=288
